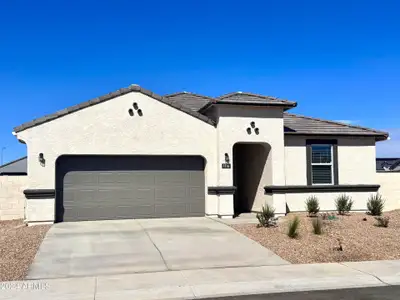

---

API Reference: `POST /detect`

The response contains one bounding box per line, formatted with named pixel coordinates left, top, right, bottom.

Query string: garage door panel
left=188, top=187, right=205, bottom=200
left=98, top=172, right=119, bottom=184
left=155, top=172, right=190, bottom=186
left=117, top=205, right=155, bottom=218
left=155, top=203, right=189, bottom=217
left=58, top=155, right=205, bottom=222
left=64, top=172, right=99, bottom=185
left=130, top=173, right=156, bottom=186
left=155, top=186, right=187, bottom=199
left=188, top=202, right=206, bottom=213
left=189, top=171, right=205, bottom=185
left=135, top=188, right=155, bottom=200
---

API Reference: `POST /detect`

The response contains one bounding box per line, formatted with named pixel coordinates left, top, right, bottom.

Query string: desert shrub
left=256, top=205, right=276, bottom=227
left=335, top=194, right=353, bottom=215
left=312, top=217, right=323, bottom=235
left=305, top=195, right=320, bottom=216
left=375, top=216, right=390, bottom=228
left=367, top=193, right=385, bottom=216
left=287, top=216, right=300, bottom=238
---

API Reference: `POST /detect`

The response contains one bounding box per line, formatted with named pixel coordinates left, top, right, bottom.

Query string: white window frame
left=311, top=144, right=334, bottom=185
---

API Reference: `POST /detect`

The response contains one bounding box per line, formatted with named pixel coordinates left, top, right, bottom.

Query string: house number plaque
left=222, top=163, right=231, bottom=169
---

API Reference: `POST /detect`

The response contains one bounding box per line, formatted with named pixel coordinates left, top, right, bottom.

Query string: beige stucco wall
left=376, top=172, right=400, bottom=211
left=17, top=92, right=219, bottom=222
left=284, top=136, right=377, bottom=185
left=0, top=176, right=27, bottom=220
left=286, top=191, right=375, bottom=212
left=216, top=105, right=286, bottom=214
left=26, top=198, right=54, bottom=223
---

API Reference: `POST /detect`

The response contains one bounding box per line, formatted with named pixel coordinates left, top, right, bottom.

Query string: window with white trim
left=311, top=144, right=333, bottom=184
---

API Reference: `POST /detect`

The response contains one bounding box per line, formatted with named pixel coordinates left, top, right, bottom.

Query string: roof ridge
left=165, top=91, right=216, bottom=101
left=217, top=92, right=295, bottom=105
left=218, top=91, right=275, bottom=100
left=0, top=156, right=27, bottom=168
left=284, top=113, right=388, bottom=136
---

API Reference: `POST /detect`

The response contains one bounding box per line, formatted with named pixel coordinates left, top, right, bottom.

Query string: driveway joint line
left=338, top=262, right=392, bottom=286
left=137, top=220, right=171, bottom=271
left=93, top=276, right=97, bottom=300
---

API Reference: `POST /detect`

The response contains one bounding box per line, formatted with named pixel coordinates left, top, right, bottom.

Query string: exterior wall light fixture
left=224, top=153, right=230, bottom=163
left=38, top=153, right=45, bottom=166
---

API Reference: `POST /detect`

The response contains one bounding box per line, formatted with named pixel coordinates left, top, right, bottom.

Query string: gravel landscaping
left=232, top=210, right=400, bottom=264
left=0, top=220, right=50, bottom=281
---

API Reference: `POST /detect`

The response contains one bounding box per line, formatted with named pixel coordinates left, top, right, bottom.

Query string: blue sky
left=1, top=0, right=399, bottom=164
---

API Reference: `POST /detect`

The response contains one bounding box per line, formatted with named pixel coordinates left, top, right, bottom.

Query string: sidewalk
left=1, top=260, right=399, bottom=300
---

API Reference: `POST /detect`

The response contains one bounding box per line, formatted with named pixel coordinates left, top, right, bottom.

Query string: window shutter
left=312, top=165, right=332, bottom=184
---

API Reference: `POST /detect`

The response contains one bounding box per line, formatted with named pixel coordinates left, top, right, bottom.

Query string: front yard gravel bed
left=0, top=220, right=51, bottom=281
left=232, top=210, right=400, bottom=264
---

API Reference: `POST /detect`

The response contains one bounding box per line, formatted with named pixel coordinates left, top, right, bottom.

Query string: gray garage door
left=55, top=156, right=205, bottom=222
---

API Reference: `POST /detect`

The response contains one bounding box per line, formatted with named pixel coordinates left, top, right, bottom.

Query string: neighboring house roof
left=14, top=85, right=216, bottom=133
left=391, top=160, right=400, bottom=171
left=0, top=156, right=27, bottom=175
left=284, top=113, right=388, bottom=141
left=376, top=158, right=400, bottom=171
left=164, top=92, right=213, bottom=112
left=216, top=92, right=297, bottom=109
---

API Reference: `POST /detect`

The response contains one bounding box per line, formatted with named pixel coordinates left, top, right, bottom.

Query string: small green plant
left=322, top=212, right=338, bottom=221
left=312, top=217, right=323, bottom=235
left=367, top=193, right=385, bottom=216
left=375, top=216, right=390, bottom=227
left=305, top=195, right=320, bottom=216
left=335, top=194, right=353, bottom=215
left=256, top=204, right=276, bottom=227
left=287, top=216, right=300, bottom=238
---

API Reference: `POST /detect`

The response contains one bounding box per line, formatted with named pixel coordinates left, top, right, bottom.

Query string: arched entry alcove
left=233, top=142, right=272, bottom=216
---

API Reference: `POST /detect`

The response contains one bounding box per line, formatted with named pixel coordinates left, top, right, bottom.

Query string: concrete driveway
left=27, top=217, right=288, bottom=279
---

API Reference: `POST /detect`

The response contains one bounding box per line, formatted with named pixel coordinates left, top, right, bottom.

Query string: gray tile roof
left=13, top=85, right=216, bottom=133
left=0, top=156, right=27, bottom=175
left=12, top=85, right=388, bottom=141
left=284, top=113, right=388, bottom=140
left=217, top=92, right=297, bottom=109
left=164, top=92, right=213, bottom=112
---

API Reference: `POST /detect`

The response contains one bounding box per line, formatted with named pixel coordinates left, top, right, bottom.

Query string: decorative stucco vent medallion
left=129, top=103, right=143, bottom=117
left=247, top=121, right=260, bottom=134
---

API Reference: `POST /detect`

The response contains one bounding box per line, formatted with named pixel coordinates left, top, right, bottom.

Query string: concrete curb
left=1, top=261, right=399, bottom=300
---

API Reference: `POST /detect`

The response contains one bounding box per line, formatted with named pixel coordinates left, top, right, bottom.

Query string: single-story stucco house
left=11, top=84, right=389, bottom=224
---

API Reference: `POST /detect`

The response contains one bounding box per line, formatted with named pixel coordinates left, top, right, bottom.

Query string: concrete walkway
left=27, top=217, right=288, bottom=279
left=2, top=260, right=400, bottom=300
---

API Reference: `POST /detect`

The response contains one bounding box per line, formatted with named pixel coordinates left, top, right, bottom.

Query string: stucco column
left=271, top=140, right=287, bottom=215
left=217, top=148, right=234, bottom=218
left=218, top=194, right=234, bottom=218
